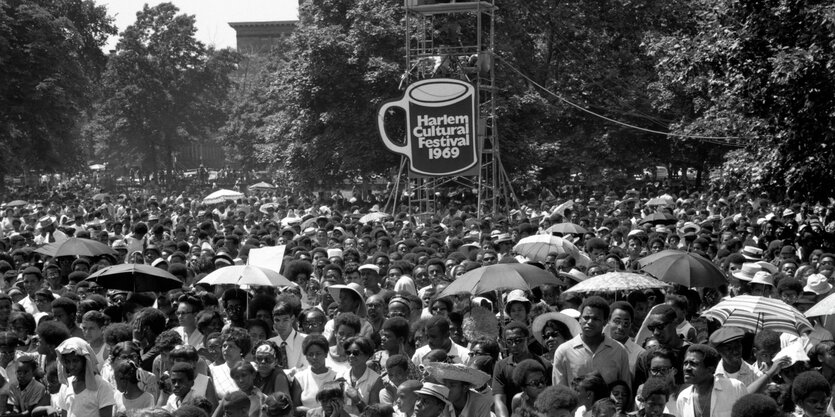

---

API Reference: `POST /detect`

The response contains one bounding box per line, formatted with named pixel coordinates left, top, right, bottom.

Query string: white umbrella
left=248, top=182, right=276, bottom=191
left=89, top=164, right=106, bottom=171
left=203, top=189, right=244, bottom=205
left=197, top=265, right=293, bottom=287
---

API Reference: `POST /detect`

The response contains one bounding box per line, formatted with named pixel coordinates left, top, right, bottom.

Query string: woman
left=101, top=341, right=159, bottom=401
left=509, top=359, right=547, bottom=417
left=608, top=380, right=633, bottom=415
left=369, top=317, right=419, bottom=380
left=573, top=372, right=609, bottom=417
left=246, top=319, right=273, bottom=351
left=327, top=313, right=361, bottom=374
left=505, top=290, right=531, bottom=324
left=251, top=340, right=302, bottom=404
left=531, top=312, right=580, bottom=363
left=336, top=336, right=380, bottom=415
left=306, top=381, right=352, bottom=417
left=55, top=337, right=116, bottom=417
left=10, top=312, right=37, bottom=353
left=195, top=310, right=224, bottom=350
left=299, top=308, right=327, bottom=336
left=295, top=335, right=337, bottom=412
left=210, top=327, right=252, bottom=399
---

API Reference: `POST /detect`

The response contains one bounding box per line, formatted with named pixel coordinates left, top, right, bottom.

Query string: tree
left=91, top=3, right=239, bottom=171
left=0, top=0, right=115, bottom=178
left=645, top=0, right=835, bottom=200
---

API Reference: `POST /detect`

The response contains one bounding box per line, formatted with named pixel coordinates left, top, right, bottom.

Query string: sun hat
left=504, top=289, right=531, bottom=315
left=750, top=271, right=774, bottom=287
left=732, top=263, right=761, bottom=282
left=326, top=283, right=367, bottom=316
left=422, top=362, right=491, bottom=387
left=532, top=312, right=581, bottom=345
left=804, top=274, right=833, bottom=295
left=756, top=261, right=778, bottom=275
left=358, top=264, right=380, bottom=274
left=494, top=233, right=513, bottom=244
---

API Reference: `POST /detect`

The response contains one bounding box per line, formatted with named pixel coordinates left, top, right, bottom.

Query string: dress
left=295, top=367, right=337, bottom=409
left=113, top=391, right=155, bottom=414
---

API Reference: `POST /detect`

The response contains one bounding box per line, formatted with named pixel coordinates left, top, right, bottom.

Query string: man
left=427, top=362, right=491, bottom=417
left=675, top=344, right=747, bottom=417
left=19, top=267, right=45, bottom=315
left=634, top=304, right=690, bottom=388
left=709, top=326, right=759, bottom=388
left=51, top=297, right=83, bottom=338
left=358, top=264, right=382, bottom=296
left=267, top=297, right=308, bottom=370
left=552, top=296, right=630, bottom=387
left=322, top=283, right=373, bottom=341
left=414, top=382, right=451, bottom=417
left=221, top=289, right=247, bottom=330
left=606, top=301, right=644, bottom=373
left=492, top=322, right=551, bottom=417
left=365, top=294, right=387, bottom=347
left=412, top=315, right=470, bottom=366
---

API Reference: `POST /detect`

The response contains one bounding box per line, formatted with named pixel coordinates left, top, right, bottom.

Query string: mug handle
left=377, top=98, right=410, bottom=157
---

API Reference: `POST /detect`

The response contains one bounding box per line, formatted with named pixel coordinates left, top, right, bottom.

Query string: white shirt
left=715, top=359, right=759, bottom=387
left=675, top=375, right=747, bottom=417
left=57, top=375, right=116, bottom=417
left=174, top=326, right=204, bottom=347
left=411, top=340, right=470, bottom=367
left=267, top=329, right=309, bottom=370
left=18, top=296, right=38, bottom=315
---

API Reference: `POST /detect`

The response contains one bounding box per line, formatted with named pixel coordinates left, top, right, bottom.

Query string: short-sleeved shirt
left=57, top=375, right=116, bottom=417
left=9, top=379, right=46, bottom=412
left=551, top=334, right=631, bottom=387
left=492, top=354, right=552, bottom=412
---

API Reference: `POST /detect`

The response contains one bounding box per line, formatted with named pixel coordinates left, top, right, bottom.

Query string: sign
left=247, top=245, right=286, bottom=274
left=378, top=78, right=478, bottom=176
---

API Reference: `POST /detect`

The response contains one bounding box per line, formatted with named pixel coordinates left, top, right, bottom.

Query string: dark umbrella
left=638, top=249, right=727, bottom=288
left=85, top=263, right=183, bottom=292
left=437, top=263, right=564, bottom=297
left=638, top=212, right=677, bottom=226
left=35, top=238, right=116, bottom=257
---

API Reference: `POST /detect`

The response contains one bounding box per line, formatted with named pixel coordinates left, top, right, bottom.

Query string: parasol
left=203, top=189, right=244, bottom=205
left=35, top=238, right=116, bottom=257
left=248, top=182, right=276, bottom=191
left=702, top=295, right=812, bottom=336
left=563, top=271, right=669, bottom=294
left=513, top=235, right=580, bottom=263
left=359, top=212, right=391, bottom=224
left=638, top=212, right=677, bottom=226
left=437, top=263, right=564, bottom=298
left=545, top=223, right=588, bottom=235
left=197, top=265, right=293, bottom=287
left=638, top=250, right=727, bottom=288
left=85, top=263, right=183, bottom=292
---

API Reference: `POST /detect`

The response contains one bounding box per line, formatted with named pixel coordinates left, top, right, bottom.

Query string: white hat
left=358, top=264, right=380, bottom=274
left=326, top=248, right=343, bottom=258
left=804, top=274, right=833, bottom=295
left=750, top=271, right=774, bottom=287
left=741, top=246, right=763, bottom=261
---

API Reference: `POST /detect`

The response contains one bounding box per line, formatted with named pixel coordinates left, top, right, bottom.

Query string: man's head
left=425, top=315, right=452, bottom=351
left=683, top=344, right=721, bottom=386
left=607, top=301, right=634, bottom=343
left=396, top=380, right=423, bottom=417
left=21, top=267, right=43, bottom=297
left=645, top=304, right=679, bottom=347
left=578, top=296, right=609, bottom=339
left=504, top=321, right=530, bottom=356
left=414, top=382, right=449, bottom=417
left=709, top=326, right=745, bottom=370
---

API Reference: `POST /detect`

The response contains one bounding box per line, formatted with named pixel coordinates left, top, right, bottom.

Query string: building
left=228, top=21, right=297, bottom=53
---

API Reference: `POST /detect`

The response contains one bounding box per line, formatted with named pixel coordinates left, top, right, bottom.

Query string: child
left=375, top=355, right=409, bottom=405
left=164, top=363, right=196, bottom=411
left=590, top=398, right=617, bottom=417
left=229, top=363, right=265, bottom=417
left=214, top=391, right=250, bottom=417
left=31, top=362, right=61, bottom=417
left=8, top=355, right=48, bottom=414
left=634, top=377, right=676, bottom=417
left=112, top=359, right=154, bottom=414
left=394, top=380, right=421, bottom=417
left=55, top=337, right=115, bottom=417
left=80, top=311, right=109, bottom=372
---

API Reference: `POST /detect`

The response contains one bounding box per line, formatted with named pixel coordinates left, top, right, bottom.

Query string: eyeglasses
left=650, top=366, right=674, bottom=377
left=542, top=331, right=560, bottom=340
left=254, top=356, right=275, bottom=364
left=526, top=379, right=546, bottom=388
left=468, top=351, right=489, bottom=357
left=346, top=350, right=363, bottom=357
left=505, top=337, right=526, bottom=346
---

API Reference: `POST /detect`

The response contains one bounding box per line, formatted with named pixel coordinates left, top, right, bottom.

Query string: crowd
left=0, top=183, right=832, bottom=417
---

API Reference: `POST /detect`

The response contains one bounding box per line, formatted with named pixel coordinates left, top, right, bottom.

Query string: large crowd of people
left=0, top=181, right=832, bottom=417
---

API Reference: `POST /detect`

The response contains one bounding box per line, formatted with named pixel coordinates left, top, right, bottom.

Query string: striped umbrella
left=702, top=295, right=812, bottom=336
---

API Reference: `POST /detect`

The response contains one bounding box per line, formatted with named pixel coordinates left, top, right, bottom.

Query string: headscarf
left=56, top=337, right=99, bottom=389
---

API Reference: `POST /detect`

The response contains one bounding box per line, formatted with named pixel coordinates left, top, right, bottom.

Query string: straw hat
left=423, top=362, right=490, bottom=387
left=732, top=263, right=761, bottom=282
left=749, top=271, right=774, bottom=287
left=327, top=283, right=367, bottom=316
left=415, top=382, right=451, bottom=404
left=532, top=312, right=581, bottom=345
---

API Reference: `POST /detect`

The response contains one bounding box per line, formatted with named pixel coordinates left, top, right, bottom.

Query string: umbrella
left=203, top=189, right=244, bottom=205
left=89, top=164, right=106, bottom=171
left=638, top=212, right=677, bottom=225
left=4, top=200, right=27, bottom=208
left=702, top=295, right=812, bottom=336
left=513, top=235, right=580, bottom=263
left=637, top=250, right=727, bottom=288
left=197, top=265, right=293, bottom=287
left=259, top=202, right=280, bottom=214
left=802, top=292, right=835, bottom=318
left=35, top=238, right=116, bottom=257
left=85, top=263, right=183, bottom=292
left=437, top=264, right=564, bottom=298
left=248, top=182, right=276, bottom=191
left=359, top=212, right=391, bottom=224
left=92, top=193, right=110, bottom=201
left=300, top=217, right=319, bottom=231
left=645, top=197, right=675, bottom=206
left=564, top=271, right=669, bottom=294
left=546, top=223, right=588, bottom=235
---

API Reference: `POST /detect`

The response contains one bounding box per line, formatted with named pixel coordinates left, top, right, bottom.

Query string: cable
left=496, top=55, right=749, bottom=142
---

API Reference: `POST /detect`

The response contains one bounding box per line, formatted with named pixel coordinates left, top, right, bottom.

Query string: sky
left=94, top=0, right=299, bottom=50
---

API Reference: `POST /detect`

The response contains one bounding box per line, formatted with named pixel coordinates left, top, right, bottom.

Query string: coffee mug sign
left=378, top=79, right=478, bottom=176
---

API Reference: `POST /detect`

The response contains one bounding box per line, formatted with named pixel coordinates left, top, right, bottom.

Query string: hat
left=415, top=382, right=451, bottom=405
left=566, top=268, right=588, bottom=282
left=358, top=264, right=380, bottom=274
left=504, top=289, right=531, bottom=314
left=804, top=274, right=833, bottom=295
left=783, top=208, right=795, bottom=217
left=326, top=248, right=343, bottom=258
left=741, top=246, right=763, bottom=261
left=531, top=312, right=581, bottom=345
left=38, top=216, right=54, bottom=229
left=679, top=222, right=701, bottom=235
left=750, top=271, right=774, bottom=287
left=423, top=362, right=491, bottom=387
left=709, top=326, right=745, bottom=347
left=732, top=263, right=761, bottom=282
left=780, top=245, right=796, bottom=257
left=494, top=233, right=512, bottom=244
left=34, top=288, right=55, bottom=302
left=111, top=240, right=127, bottom=251
left=654, top=225, right=671, bottom=234
left=212, top=252, right=234, bottom=266
left=326, top=283, right=366, bottom=316
left=756, top=261, right=778, bottom=275
left=560, top=308, right=581, bottom=319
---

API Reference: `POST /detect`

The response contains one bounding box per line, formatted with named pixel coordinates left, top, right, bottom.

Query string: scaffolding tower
left=388, top=0, right=515, bottom=222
